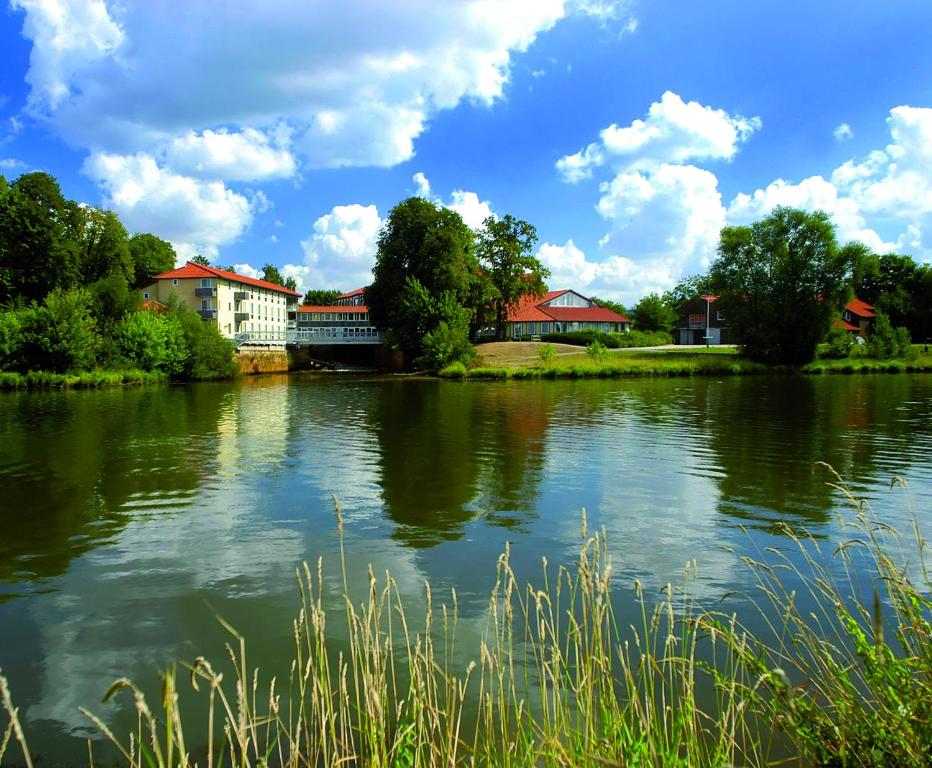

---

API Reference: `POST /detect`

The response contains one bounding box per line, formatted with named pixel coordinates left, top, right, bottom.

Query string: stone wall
left=235, top=348, right=290, bottom=375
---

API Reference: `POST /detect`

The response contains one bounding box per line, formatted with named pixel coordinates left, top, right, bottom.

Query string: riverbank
left=0, top=369, right=168, bottom=389
left=438, top=342, right=932, bottom=379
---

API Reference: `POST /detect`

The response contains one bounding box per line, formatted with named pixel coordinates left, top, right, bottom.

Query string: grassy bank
left=0, top=368, right=168, bottom=390
left=442, top=343, right=932, bottom=379
left=1, top=477, right=928, bottom=767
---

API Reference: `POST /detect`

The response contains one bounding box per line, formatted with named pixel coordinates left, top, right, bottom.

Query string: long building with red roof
left=143, top=261, right=300, bottom=343
left=504, top=289, right=630, bottom=338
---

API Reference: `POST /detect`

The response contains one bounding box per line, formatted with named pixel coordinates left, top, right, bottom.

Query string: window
left=717, top=310, right=726, bottom=322
left=143, top=292, right=150, bottom=299
left=201, top=299, right=211, bottom=310
left=200, top=277, right=212, bottom=287
left=172, top=279, right=178, bottom=286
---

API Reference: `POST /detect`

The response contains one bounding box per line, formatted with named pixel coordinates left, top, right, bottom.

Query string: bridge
left=234, top=327, right=385, bottom=348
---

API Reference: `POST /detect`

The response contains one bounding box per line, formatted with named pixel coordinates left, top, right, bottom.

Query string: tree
left=190, top=254, right=211, bottom=266
left=475, top=214, right=548, bottom=339
left=0, top=172, right=81, bottom=303
left=75, top=207, right=134, bottom=285
left=710, top=207, right=852, bottom=365
left=664, top=273, right=714, bottom=313
left=631, top=293, right=677, bottom=333
left=302, top=288, right=343, bottom=305
left=590, top=296, right=627, bottom=317
left=366, top=197, right=478, bottom=364
left=116, top=310, right=187, bottom=376
left=19, top=288, right=99, bottom=372
left=262, top=263, right=285, bottom=286
left=128, top=233, right=176, bottom=288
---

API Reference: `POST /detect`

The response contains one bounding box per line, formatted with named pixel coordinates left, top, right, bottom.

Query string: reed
left=1, top=478, right=928, bottom=767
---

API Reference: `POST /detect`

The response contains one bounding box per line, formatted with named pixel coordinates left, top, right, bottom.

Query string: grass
left=0, top=369, right=167, bottom=390
left=1, top=474, right=928, bottom=767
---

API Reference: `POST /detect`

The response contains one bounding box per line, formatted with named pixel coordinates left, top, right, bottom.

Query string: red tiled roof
left=154, top=262, right=301, bottom=297
left=506, top=289, right=630, bottom=324
left=834, top=318, right=861, bottom=332
left=298, top=305, right=368, bottom=313
left=339, top=287, right=366, bottom=299
left=543, top=305, right=630, bottom=322
left=141, top=298, right=168, bottom=314
left=845, top=297, right=874, bottom=318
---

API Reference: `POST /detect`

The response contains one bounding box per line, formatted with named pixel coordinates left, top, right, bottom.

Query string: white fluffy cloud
left=12, top=0, right=616, bottom=170
left=83, top=152, right=254, bottom=261
left=556, top=91, right=760, bottom=182
left=284, top=204, right=383, bottom=294
left=164, top=128, right=296, bottom=181
left=727, top=175, right=897, bottom=253
left=834, top=123, right=853, bottom=141
left=411, top=172, right=496, bottom=229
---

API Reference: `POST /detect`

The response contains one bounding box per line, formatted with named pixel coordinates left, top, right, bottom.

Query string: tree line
left=0, top=172, right=237, bottom=380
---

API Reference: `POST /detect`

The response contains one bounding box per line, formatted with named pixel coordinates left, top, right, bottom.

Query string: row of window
left=299, top=312, right=369, bottom=321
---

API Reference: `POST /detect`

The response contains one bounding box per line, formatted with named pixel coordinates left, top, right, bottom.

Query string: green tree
left=0, top=172, right=81, bottom=303
left=170, top=303, right=238, bottom=380
left=88, top=271, right=139, bottom=344
left=74, top=207, right=134, bottom=285
left=128, top=233, right=176, bottom=288
left=116, top=310, right=187, bottom=375
left=664, top=273, right=714, bottom=313
left=366, top=197, right=478, bottom=363
left=190, top=254, right=211, bottom=266
left=19, top=288, right=99, bottom=372
left=475, top=214, right=548, bottom=339
left=0, top=309, right=22, bottom=370
left=590, top=296, right=627, bottom=317
left=262, top=263, right=285, bottom=285
left=710, top=207, right=852, bottom=365
left=302, top=288, right=343, bottom=305
left=631, top=293, right=677, bottom=333
left=866, top=311, right=912, bottom=359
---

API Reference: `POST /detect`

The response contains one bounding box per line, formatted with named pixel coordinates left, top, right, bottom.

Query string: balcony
left=195, top=287, right=216, bottom=297
left=234, top=312, right=250, bottom=323
left=198, top=309, right=217, bottom=321
left=234, top=291, right=249, bottom=302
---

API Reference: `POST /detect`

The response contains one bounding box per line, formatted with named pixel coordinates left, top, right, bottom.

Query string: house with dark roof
left=504, top=290, right=630, bottom=339
left=674, top=295, right=733, bottom=345
left=143, top=261, right=301, bottom=344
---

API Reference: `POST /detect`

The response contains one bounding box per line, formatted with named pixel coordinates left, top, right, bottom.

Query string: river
left=1, top=373, right=930, bottom=762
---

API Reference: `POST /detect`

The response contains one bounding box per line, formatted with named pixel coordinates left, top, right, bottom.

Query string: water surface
left=1, top=374, right=930, bottom=761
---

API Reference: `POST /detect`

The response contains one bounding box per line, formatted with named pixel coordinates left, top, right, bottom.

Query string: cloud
left=411, top=171, right=496, bottom=229
left=0, top=158, right=27, bottom=172
left=556, top=91, right=760, bottom=182
left=83, top=151, right=254, bottom=261
left=412, top=171, right=431, bottom=198
left=727, top=175, right=897, bottom=253
left=284, top=203, right=383, bottom=293
left=164, top=128, right=296, bottom=181
left=10, top=0, right=615, bottom=170
left=834, top=123, right=853, bottom=141
left=231, top=263, right=261, bottom=279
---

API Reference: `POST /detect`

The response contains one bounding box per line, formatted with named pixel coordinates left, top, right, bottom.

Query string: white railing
left=233, top=331, right=289, bottom=347
left=288, top=327, right=384, bottom=345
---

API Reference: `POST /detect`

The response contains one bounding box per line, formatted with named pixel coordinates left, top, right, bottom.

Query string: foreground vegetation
left=1, top=475, right=928, bottom=767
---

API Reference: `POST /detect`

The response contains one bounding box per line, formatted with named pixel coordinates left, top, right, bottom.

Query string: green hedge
left=539, top=329, right=672, bottom=349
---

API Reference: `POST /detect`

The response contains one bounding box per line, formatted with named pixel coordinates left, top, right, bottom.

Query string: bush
left=540, top=330, right=620, bottom=348
left=19, top=288, right=99, bottom=373
left=437, top=361, right=467, bottom=378
left=415, top=319, right=476, bottom=371
left=614, top=329, right=672, bottom=347
left=822, top=323, right=854, bottom=359
left=536, top=343, right=555, bottom=364
left=867, top=312, right=912, bottom=359
left=116, top=310, right=187, bottom=376
left=0, top=311, right=23, bottom=370
left=586, top=338, right=608, bottom=363
left=173, top=306, right=238, bottom=380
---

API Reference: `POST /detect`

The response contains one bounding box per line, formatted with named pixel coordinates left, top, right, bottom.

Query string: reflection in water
left=0, top=374, right=930, bottom=760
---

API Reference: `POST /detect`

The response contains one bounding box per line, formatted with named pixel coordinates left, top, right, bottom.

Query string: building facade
left=143, top=262, right=301, bottom=344
left=674, top=296, right=733, bottom=345
left=840, top=298, right=875, bottom=337
left=504, top=289, right=630, bottom=338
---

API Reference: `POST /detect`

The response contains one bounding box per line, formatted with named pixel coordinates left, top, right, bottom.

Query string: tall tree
left=663, top=273, right=715, bottom=313
left=128, top=233, right=176, bottom=288
left=302, top=288, right=343, bottom=305
left=0, top=172, right=80, bottom=303
left=366, top=197, right=478, bottom=364
left=475, top=214, right=548, bottom=339
left=262, top=263, right=285, bottom=285
left=75, top=207, right=134, bottom=285
left=631, top=293, right=677, bottom=333
left=190, top=254, right=211, bottom=266
left=590, top=296, right=627, bottom=317
left=710, top=207, right=852, bottom=364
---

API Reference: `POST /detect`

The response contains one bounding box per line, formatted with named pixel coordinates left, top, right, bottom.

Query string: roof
left=339, top=287, right=366, bottom=299
left=141, top=298, right=168, bottom=314
left=298, top=304, right=368, bottom=313
left=154, top=262, right=301, bottom=297
left=845, top=297, right=874, bottom=318
left=506, top=289, right=629, bottom=324
left=834, top=318, right=861, bottom=332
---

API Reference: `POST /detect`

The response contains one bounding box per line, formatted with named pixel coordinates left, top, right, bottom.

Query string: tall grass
left=1, top=481, right=928, bottom=767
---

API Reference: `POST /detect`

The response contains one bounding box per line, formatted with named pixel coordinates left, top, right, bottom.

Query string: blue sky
left=2, top=0, right=931, bottom=303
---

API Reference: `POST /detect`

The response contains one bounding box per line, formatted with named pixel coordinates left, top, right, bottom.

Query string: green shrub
left=867, top=312, right=911, bottom=359
left=0, top=311, right=23, bottom=370
left=116, top=310, right=187, bottom=377
left=173, top=306, right=238, bottom=380
left=19, top=288, right=99, bottom=373
left=437, top=361, right=467, bottom=378
left=822, top=323, right=854, bottom=359
left=415, top=319, right=475, bottom=371
left=585, top=338, right=608, bottom=363
left=540, top=330, right=619, bottom=348
left=536, top=343, right=555, bottom=364
left=614, top=329, right=672, bottom=348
